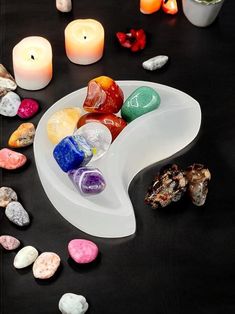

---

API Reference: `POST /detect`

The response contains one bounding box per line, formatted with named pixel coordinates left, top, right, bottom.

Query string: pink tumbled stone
left=0, top=235, right=20, bottom=250
left=33, top=252, right=61, bottom=279
left=0, top=148, right=27, bottom=170
left=68, top=239, right=98, bottom=264
left=17, top=98, right=39, bottom=119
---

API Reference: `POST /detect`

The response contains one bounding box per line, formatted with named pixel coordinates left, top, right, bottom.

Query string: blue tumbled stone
left=53, top=136, right=92, bottom=172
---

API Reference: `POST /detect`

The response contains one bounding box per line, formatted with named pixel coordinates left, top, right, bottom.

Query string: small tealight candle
left=140, top=0, right=162, bottom=14
left=12, top=36, right=53, bottom=90
left=65, top=19, right=105, bottom=65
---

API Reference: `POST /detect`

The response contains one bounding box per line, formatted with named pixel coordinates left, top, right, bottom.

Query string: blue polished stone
left=53, top=136, right=92, bottom=172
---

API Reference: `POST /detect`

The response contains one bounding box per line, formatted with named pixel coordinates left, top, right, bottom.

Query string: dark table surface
left=1, top=0, right=235, bottom=313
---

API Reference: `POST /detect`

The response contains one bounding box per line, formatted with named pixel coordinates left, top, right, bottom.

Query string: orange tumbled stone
left=0, top=148, right=27, bottom=170
left=8, top=123, right=35, bottom=148
left=83, top=76, right=124, bottom=114
left=162, top=0, right=178, bottom=14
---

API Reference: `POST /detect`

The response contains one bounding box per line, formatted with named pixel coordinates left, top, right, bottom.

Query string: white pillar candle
left=65, top=19, right=105, bottom=65
left=12, top=36, right=53, bottom=91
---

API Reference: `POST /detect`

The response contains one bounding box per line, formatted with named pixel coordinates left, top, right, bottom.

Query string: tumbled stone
left=56, top=0, right=72, bottom=12
left=0, top=91, right=21, bottom=117
left=33, top=252, right=61, bottom=279
left=68, top=167, right=106, bottom=195
left=83, top=76, right=124, bottom=114
left=0, top=64, right=17, bottom=96
left=17, top=98, right=39, bottom=119
left=162, top=0, right=178, bottom=15
left=142, top=55, right=169, bottom=71
left=0, top=235, right=20, bottom=250
left=77, top=113, right=127, bottom=141
left=5, top=201, right=30, bottom=226
left=13, top=246, right=38, bottom=269
left=0, top=148, right=27, bottom=170
left=68, top=239, right=98, bottom=264
left=0, top=187, right=17, bottom=207
left=74, top=122, right=112, bottom=161
left=53, top=135, right=92, bottom=172
left=8, top=123, right=35, bottom=148
left=59, top=293, right=89, bottom=314
left=145, top=164, right=188, bottom=209
left=47, top=108, right=81, bottom=144
left=121, top=86, right=161, bottom=122
left=186, top=164, right=211, bottom=206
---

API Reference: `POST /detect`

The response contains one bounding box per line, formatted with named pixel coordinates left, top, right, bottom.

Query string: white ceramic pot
left=182, top=0, right=225, bottom=27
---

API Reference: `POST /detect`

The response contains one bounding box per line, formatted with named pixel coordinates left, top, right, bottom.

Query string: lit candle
left=140, top=0, right=162, bottom=14
left=12, top=36, right=53, bottom=91
left=65, top=19, right=105, bottom=65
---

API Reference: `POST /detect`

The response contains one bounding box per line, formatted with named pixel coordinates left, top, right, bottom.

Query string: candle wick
left=31, top=55, right=35, bottom=60
left=84, top=36, right=87, bottom=40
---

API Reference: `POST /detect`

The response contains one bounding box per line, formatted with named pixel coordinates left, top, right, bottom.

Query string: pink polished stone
left=17, top=98, right=39, bottom=119
left=0, top=235, right=20, bottom=250
left=0, top=148, right=27, bottom=170
left=68, top=239, right=98, bottom=264
left=33, top=252, right=61, bottom=279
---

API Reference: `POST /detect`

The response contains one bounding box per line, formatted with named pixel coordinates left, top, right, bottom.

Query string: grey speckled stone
left=0, top=91, right=21, bottom=117
left=142, top=55, right=169, bottom=71
left=0, top=187, right=18, bottom=207
left=5, top=201, right=30, bottom=226
left=56, top=0, right=72, bottom=12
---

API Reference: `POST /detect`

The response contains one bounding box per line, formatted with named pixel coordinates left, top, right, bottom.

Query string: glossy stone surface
left=142, top=55, right=169, bottom=71
left=53, top=136, right=92, bottom=172
left=68, top=167, right=106, bottom=195
left=8, top=123, right=35, bottom=148
left=33, top=252, right=61, bottom=279
left=74, top=122, right=112, bottom=161
left=47, top=108, right=81, bottom=144
left=83, top=76, right=124, bottom=114
left=145, top=164, right=188, bottom=209
left=0, top=187, right=18, bottom=207
left=13, top=246, right=38, bottom=269
left=17, top=98, right=39, bottom=119
left=186, top=163, right=211, bottom=206
left=56, top=0, right=72, bottom=12
left=0, top=235, right=20, bottom=250
left=77, top=113, right=127, bottom=141
left=0, top=91, right=21, bottom=117
left=0, top=64, right=17, bottom=96
left=59, top=293, right=89, bottom=314
left=121, top=86, right=161, bottom=122
left=5, top=201, right=30, bottom=226
left=68, top=239, right=98, bottom=264
left=0, top=148, right=27, bottom=170
left=162, top=0, right=178, bottom=14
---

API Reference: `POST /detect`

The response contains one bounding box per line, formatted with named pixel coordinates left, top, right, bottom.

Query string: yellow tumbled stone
left=47, top=107, right=81, bottom=144
left=8, top=123, right=35, bottom=148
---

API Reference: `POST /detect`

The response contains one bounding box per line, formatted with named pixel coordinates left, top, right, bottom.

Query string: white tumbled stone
left=14, top=246, right=38, bottom=269
left=0, top=91, right=21, bottom=117
left=142, top=55, right=169, bottom=71
left=59, top=293, right=89, bottom=314
left=56, top=0, right=72, bottom=12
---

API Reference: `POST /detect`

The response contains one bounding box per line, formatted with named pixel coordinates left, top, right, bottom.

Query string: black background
left=1, top=0, right=235, bottom=313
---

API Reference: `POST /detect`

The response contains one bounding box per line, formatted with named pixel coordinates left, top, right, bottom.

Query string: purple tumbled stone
left=68, top=167, right=106, bottom=195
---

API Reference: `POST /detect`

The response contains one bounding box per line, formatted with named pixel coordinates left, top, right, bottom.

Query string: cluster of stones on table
left=48, top=75, right=161, bottom=196
left=0, top=64, right=39, bottom=169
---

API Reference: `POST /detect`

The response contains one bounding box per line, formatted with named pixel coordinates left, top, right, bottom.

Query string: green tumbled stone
left=121, top=86, right=161, bottom=122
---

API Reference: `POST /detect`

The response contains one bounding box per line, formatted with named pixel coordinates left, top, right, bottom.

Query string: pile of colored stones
left=0, top=64, right=39, bottom=170
left=47, top=76, right=161, bottom=196
left=145, top=163, right=211, bottom=209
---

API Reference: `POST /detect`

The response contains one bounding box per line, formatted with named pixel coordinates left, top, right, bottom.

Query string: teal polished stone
left=121, top=86, right=161, bottom=122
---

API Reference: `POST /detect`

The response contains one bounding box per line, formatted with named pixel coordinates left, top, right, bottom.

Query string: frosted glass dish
left=34, top=81, right=201, bottom=238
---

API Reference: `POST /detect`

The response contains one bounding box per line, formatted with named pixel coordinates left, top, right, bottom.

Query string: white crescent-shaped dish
left=34, top=81, right=201, bottom=238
